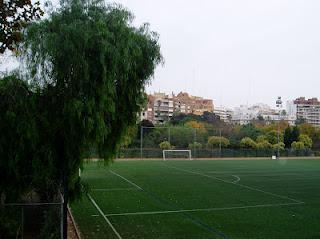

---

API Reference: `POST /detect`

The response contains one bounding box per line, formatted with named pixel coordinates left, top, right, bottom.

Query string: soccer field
left=70, top=159, right=320, bottom=239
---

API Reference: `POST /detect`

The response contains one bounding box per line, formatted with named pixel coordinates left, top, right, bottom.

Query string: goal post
left=163, top=150, right=192, bottom=161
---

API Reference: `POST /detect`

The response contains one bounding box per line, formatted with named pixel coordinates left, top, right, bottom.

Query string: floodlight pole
left=193, top=128, right=197, bottom=158
left=277, top=119, right=280, bottom=158
left=140, top=126, right=143, bottom=160
left=276, top=97, right=282, bottom=159
left=219, top=128, right=222, bottom=158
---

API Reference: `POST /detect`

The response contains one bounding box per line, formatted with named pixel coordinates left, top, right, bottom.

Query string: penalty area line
left=109, top=170, right=143, bottom=190
left=231, top=175, right=240, bottom=183
left=88, top=194, right=122, bottom=239
left=165, top=165, right=304, bottom=204
left=105, top=202, right=305, bottom=217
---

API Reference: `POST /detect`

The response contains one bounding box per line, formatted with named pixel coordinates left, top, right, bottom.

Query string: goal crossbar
left=163, top=150, right=192, bottom=161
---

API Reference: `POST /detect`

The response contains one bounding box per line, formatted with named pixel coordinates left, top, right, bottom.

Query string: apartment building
left=232, top=104, right=279, bottom=125
left=213, top=107, right=233, bottom=123
left=153, top=93, right=174, bottom=123
left=293, top=97, right=320, bottom=126
left=175, top=92, right=214, bottom=115
left=141, top=92, right=214, bottom=124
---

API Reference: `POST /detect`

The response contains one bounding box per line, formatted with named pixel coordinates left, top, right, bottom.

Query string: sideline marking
left=92, top=188, right=137, bottom=191
left=88, top=194, right=122, bottom=239
left=106, top=202, right=304, bottom=217
left=109, top=170, right=142, bottom=190
left=165, top=164, right=304, bottom=204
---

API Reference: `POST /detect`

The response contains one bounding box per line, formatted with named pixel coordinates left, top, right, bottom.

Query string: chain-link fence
left=119, top=147, right=314, bottom=159
left=1, top=194, right=63, bottom=239
left=114, top=126, right=318, bottom=159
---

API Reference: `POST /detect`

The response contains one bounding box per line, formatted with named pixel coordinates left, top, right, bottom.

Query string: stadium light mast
left=276, top=96, right=283, bottom=159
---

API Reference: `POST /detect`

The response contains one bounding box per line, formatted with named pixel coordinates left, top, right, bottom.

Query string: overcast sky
left=2, top=0, right=320, bottom=108
left=115, top=0, right=320, bottom=108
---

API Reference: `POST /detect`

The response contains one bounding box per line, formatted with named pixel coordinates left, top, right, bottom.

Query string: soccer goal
left=163, top=150, right=192, bottom=160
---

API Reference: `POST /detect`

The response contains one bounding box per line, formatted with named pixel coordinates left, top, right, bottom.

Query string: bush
left=207, top=136, right=230, bottom=149
left=159, top=141, right=174, bottom=150
left=298, top=134, right=312, bottom=148
left=188, top=142, right=202, bottom=149
left=256, top=140, right=272, bottom=149
left=272, top=142, right=285, bottom=150
left=291, top=141, right=305, bottom=150
left=240, top=137, right=257, bottom=149
left=256, top=135, right=268, bottom=143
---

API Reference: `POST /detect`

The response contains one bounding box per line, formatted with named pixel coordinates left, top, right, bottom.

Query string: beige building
left=174, top=92, right=214, bottom=115
left=141, top=91, right=214, bottom=123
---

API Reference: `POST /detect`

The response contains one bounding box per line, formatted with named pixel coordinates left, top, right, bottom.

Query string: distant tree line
left=123, top=112, right=320, bottom=151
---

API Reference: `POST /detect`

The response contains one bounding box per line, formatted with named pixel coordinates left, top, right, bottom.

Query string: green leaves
left=0, top=0, right=43, bottom=53
left=1, top=0, right=162, bottom=202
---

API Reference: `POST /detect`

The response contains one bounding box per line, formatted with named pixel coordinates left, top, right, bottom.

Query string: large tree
left=1, top=0, right=162, bottom=237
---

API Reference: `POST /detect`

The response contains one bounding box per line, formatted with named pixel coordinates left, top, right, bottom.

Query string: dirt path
left=68, top=207, right=81, bottom=239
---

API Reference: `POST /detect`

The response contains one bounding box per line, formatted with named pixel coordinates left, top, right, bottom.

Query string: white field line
left=231, top=175, right=240, bottom=183
left=92, top=188, right=137, bottom=191
left=205, top=173, right=240, bottom=183
left=205, top=171, right=318, bottom=176
left=165, top=165, right=304, bottom=204
left=88, top=194, right=122, bottom=239
left=105, top=202, right=304, bottom=217
left=109, top=170, right=142, bottom=190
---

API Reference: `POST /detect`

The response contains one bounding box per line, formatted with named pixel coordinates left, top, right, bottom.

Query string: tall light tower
left=276, top=96, right=283, bottom=158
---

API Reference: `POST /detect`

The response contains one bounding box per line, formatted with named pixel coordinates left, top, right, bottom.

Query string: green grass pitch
left=70, top=159, right=320, bottom=239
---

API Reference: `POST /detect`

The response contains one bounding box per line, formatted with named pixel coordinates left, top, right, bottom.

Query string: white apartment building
left=286, top=100, right=297, bottom=125
left=214, top=107, right=233, bottom=123
left=232, top=103, right=278, bottom=125
left=293, top=97, right=320, bottom=126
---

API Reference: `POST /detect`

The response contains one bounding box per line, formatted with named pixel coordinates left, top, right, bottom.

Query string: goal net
left=163, top=150, right=192, bottom=160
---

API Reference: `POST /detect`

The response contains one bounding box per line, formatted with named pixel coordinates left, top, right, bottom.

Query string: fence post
left=21, top=207, right=24, bottom=239
left=60, top=200, right=64, bottom=239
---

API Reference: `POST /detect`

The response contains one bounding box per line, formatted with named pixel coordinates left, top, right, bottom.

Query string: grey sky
left=2, top=0, right=320, bottom=108
left=116, top=0, right=320, bottom=108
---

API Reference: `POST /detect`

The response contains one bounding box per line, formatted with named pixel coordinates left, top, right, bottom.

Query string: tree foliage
left=188, top=142, right=202, bottom=150
left=1, top=1, right=162, bottom=236
left=284, top=126, right=300, bottom=148
left=272, top=142, right=285, bottom=151
left=298, top=134, right=312, bottom=149
left=291, top=141, right=305, bottom=150
left=299, top=123, right=316, bottom=138
left=18, top=0, right=162, bottom=196
left=207, top=136, right=230, bottom=149
left=0, top=75, right=38, bottom=201
left=239, top=124, right=261, bottom=140
left=266, top=130, right=283, bottom=145
left=256, top=140, right=272, bottom=149
left=159, top=141, right=173, bottom=150
left=185, top=120, right=206, bottom=132
left=240, top=137, right=257, bottom=149
left=0, top=0, right=43, bottom=53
